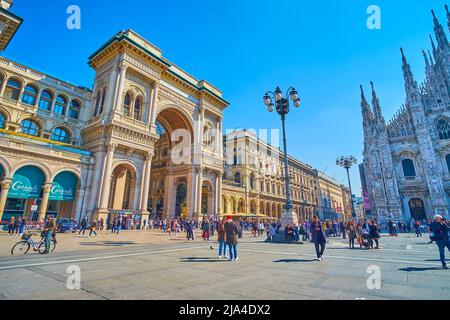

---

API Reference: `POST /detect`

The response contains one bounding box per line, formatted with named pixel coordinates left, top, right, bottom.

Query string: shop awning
left=9, top=166, right=44, bottom=199
left=49, top=171, right=78, bottom=201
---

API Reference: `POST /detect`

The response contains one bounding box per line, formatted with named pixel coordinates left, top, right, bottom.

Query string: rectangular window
left=54, top=104, right=65, bottom=116
left=68, top=109, right=79, bottom=119
left=39, top=99, right=51, bottom=111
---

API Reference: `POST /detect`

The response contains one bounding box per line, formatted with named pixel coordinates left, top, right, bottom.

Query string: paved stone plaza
left=0, top=230, right=449, bottom=300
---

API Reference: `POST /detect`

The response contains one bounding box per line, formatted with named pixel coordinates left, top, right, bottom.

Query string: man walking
left=429, top=215, right=450, bottom=269
left=79, top=217, right=88, bottom=235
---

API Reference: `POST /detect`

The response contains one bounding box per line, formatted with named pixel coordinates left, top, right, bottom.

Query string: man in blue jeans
left=429, top=215, right=450, bottom=269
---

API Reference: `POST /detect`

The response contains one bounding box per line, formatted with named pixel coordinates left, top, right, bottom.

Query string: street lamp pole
left=263, top=87, right=301, bottom=226
left=336, top=156, right=357, bottom=218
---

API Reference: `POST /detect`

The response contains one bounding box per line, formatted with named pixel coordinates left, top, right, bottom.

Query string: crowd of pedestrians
left=3, top=212, right=449, bottom=269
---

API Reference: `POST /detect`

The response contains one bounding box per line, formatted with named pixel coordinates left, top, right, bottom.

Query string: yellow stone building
left=221, top=130, right=352, bottom=221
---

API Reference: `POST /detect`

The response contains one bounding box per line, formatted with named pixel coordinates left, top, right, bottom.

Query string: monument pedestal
left=266, top=208, right=303, bottom=244
left=281, top=208, right=298, bottom=227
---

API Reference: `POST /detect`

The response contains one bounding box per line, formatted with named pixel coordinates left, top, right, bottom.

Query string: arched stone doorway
left=222, top=196, right=228, bottom=215
left=409, top=198, right=426, bottom=221
left=201, top=181, right=213, bottom=215
left=230, top=197, right=236, bottom=214
left=109, top=164, right=137, bottom=210
left=175, top=182, right=187, bottom=218
left=238, top=198, right=245, bottom=213
left=149, top=107, right=195, bottom=219
left=250, top=200, right=256, bottom=214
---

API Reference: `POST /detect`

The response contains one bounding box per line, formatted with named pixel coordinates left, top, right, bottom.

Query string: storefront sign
left=49, top=172, right=77, bottom=201
left=9, top=166, right=44, bottom=199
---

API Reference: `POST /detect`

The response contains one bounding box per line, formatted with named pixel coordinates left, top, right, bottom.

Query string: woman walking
left=347, top=221, right=357, bottom=249
left=369, top=219, right=381, bottom=249
left=311, top=216, right=327, bottom=261
left=217, top=218, right=228, bottom=259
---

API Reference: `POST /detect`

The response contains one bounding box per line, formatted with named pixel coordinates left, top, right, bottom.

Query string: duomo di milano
left=361, top=6, right=450, bottom=223
left=0, top=1, right=351, bottom=226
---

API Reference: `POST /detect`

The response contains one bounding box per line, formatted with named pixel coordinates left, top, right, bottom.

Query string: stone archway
left=109, top=163, right=137, bottom=210
left=150, top=107, right=196, bottom=219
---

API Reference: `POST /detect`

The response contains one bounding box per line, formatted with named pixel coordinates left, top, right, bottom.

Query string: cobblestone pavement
left=0, top=230, right=448, bottom=300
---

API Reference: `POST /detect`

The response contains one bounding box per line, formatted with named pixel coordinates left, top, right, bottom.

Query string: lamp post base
left=281, top=208, right=298, bottom=228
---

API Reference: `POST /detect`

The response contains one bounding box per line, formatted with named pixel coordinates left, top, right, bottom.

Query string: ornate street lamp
left=263, top=86, right=301, bottom=226
left=336, top=155, right=357, bottom=218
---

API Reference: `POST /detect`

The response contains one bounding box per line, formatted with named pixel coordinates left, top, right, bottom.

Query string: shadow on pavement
left=398, top=267, right=442, bottom=272
left=273, top=258, right=317, bottom=263
left=78, top=241, right=138, bottom=247
left=180, top=257, right=223, bottom=263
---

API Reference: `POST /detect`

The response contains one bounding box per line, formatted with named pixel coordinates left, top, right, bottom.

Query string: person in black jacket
left=369, top=220, right=381, bottom=249
left=429, top=215, right=450, bottom=269
left=311, top=216, right=327, bottom=261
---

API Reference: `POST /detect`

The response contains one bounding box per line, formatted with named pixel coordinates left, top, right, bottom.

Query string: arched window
left=260, top=181, right=264, bottom=192
left=51, top=127, right=70, bottom=143
left=402, top=159, right=416, bottom=177
left=38, top=90, right=53, bottom=111
left=21, top=84, right=38, bottom=105
left=69, top=100, right=81, bottom=119
left=446, top=154, right=450, bottom=174
left=437, top=119, right=450, bottom=140
left=99, top=90, right=106, bottom=115
left=234, top=172, right=241, bottom=185
left=0, top=112, right=5, bottom=129
left=20, top=119, right=40, bottom=136
left=123, top=93, right=131, bottom=116
left=250, top=174, right=255, bottom=189
left=4, top=78, right=21, bottom=101
left=133, top=96, right=142, bottom=120
left=0, top=74, right=4, bottom=88
left=54, top=95, right=67, bottom=116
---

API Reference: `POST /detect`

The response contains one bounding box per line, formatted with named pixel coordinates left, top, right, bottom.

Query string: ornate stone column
left=0, top=179, right=11, bottom=221
left=113, top=64, right=127, bottom=111
left=38, top=183, right=53, bottom=222
left=139, top=152, right=153, bottom=211
left=149, top=83, right=160, bottom=126
left=196, top=167, right=203, bottom=217
left=98, top=144, right=116, bottom=210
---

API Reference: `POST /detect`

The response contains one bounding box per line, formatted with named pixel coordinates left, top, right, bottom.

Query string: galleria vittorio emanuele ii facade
left=0, top=1, right=350, bottom=227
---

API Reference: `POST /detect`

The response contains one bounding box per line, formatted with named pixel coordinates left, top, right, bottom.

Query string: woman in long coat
left=346, top=221, right=357, bottom=249
left=369, top=219, right=381, bottom=249
left=224, top=217, right=239, bottom=261
left=310, top=216, right=327, bottom=261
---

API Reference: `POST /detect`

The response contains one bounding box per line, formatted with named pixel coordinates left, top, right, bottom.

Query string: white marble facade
left=361, top=7, right=450, bottom=222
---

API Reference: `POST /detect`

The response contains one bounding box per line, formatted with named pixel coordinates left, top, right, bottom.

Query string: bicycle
left=10, top=231, right=56, bottom=255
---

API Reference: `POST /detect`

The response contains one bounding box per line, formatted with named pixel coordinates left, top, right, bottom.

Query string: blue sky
left=4, top=0, right=450, bottom=195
